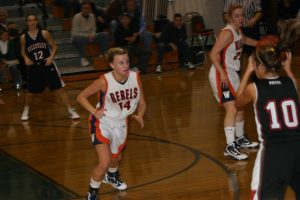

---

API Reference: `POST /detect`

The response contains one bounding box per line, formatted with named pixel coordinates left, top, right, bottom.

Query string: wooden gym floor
left=0, top=55, right=299, bottom=200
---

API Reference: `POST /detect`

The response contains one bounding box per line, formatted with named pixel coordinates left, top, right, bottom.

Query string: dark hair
left=228, top=5, right=243, bottom=18
left=25, top=13, right=38, bottom=22
left=106, top=47, right=128, bottom=63
left=173, top=13, right=182, bottom=18
left=253, top=36, right=282, bottom=72
left=0, top=28, right=8, bottom=36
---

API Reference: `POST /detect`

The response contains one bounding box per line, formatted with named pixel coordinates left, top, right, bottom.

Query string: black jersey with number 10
left=254, top=76, right=300, bottom=143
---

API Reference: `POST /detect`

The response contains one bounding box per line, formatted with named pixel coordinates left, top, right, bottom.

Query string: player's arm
left=20, top=34, right=33, bottom=66
left=236, top=56, right=256, bottom=110
left=132, top=74, right=147, bottom=128
left=243, top=34, right=257, bottom=47
left=42, top=30, right=57, bottom=65
left=282, top=51, right=300, bottom=97
left=77, top=77, right=106, bottom=118
left=210, top=30, right=233, bottom=87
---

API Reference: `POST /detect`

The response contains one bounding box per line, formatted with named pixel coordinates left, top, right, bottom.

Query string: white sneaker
left=155, top=65, right=162, bottom=73
left=103, top=172, right=127, bottom=191
left=185, top=62, right=195, bottom=70
left=224, top=142, right=248, bottom=160
left=21, top=107, right=29, bottom=121
left=81, top=58, right=90, bottom=67
left=68, top=108, right=80, bottom=120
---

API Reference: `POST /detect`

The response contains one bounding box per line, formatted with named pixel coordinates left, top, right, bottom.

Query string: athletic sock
left=224, top=127, right=235, bottom=144
left=235, top=121, right=244, bottom=138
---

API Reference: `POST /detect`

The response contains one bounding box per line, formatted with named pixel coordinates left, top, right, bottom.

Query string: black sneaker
left=224, top=142, right=248, bottom=160
left=103, top=171, right=127, bottom=190
left=235, top=136, right=259, bottom=149
left=86, top=190, right=98, bottom=200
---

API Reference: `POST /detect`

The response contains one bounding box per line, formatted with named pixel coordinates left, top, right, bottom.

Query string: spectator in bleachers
left=155, top=13, right=194, bottom=73
left=71, top=1, right=109, bottom=67
left=277, top=0, right=300, bottom=20
left=0, top=8, right=19, bottom=39
left=115, top=12, right=151, bottom=73
left=54, top=0, right=80, bottom=18
left=106, top=0, right=126, bottom=41
left=124, top=0, right=152, bottom=50
left=0, top=29, right=23, bottom=90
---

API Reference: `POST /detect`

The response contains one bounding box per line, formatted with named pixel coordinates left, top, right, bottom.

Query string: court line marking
left=0, top=123, right=239, bottom=200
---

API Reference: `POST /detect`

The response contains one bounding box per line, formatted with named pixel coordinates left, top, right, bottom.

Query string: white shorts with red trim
left=208, top=66, right=240, bottom=104
left=90, top=115, right=128, bottom=158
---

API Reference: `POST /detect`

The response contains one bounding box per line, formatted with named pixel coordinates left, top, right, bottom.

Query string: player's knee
left=96, top=161, right=111, bottom=173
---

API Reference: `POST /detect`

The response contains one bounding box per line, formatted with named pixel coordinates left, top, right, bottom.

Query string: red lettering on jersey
left=129, top=88, right=133, bottom=99
left=133, top=87, right=138, bottom=98
left=115, top=91, right=120, bottom=101
left=235, top=40, right=243, bottom=50
left=110, top=93, right=117, bottom=103
left=125, top=89, right=130, bottom=99
left=120, top=90, right=125, bottom=100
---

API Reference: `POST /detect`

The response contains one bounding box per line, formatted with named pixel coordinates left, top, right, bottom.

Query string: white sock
left=68, top=107, right=74, bottom=112
left=224, top=127, right=235, bottom=144
left=235, top=121, right=244, bottom=138
left=108, top=167, right=118, bottom=173
left=90, top=177, right=101, bottom=189
left=23, top=105, right=29, bottom=111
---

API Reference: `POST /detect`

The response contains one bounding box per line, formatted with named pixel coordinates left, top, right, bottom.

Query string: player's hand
left=0, top=99, right=4, bottom=104
left=282, top=51, right=292, bottom=71
left=132, top=115, right=144, bottom=128
left=246, top=56, right=255, bottom=74
left=94, top=108, right=106, bottom=119
left=24, top=57, right=34, bottom=66
left=45, top=57, right=53, bottom=66
left=220, top=71, right=229, bottom=89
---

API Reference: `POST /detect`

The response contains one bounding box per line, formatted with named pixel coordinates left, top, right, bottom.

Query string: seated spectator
left=125, top=0, right=152, bottom=50
left=0, top=29, right=23, bottom=90
left=107, top=0, right=126, bottom=41
left=0, top=8, right=19, bottom=39
left=71, top=2, right=109, bottom=67
left=115, top=12, right=151, bottom=73
left=54, top=0, right=79, bottom=18
left=277, top=0, right=300, bottom=20
left=155, top=13, right=194, bottom=73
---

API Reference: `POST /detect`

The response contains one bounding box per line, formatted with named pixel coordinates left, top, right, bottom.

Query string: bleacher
left=1, top=0, right=190, bottom=77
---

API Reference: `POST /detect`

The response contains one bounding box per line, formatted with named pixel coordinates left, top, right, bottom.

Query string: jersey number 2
left=265, top=99, right=299, bottom=130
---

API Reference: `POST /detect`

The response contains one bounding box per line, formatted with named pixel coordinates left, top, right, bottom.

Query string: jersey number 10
left=265, top=99, right=299, bottom=130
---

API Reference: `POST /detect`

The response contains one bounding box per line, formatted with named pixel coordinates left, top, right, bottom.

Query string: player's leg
left=48, top=64, right=80, bottom=119
left=87, top=143, right=111, bottom=200
left=223, top=101, right=247, bottom=160
left=21, top=66, right=44, bottom=121
left=56, top=88, right=80, bottom=119
left=102, top=119, right=128, bottom=190
left=235, top=110, right=259, bottom=149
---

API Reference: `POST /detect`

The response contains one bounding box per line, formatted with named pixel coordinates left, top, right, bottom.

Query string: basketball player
left=20, top=14, right=80, bottom=121
left=208, top=5, right=259, bottom=160
left=236, top=37, right=300, bottom=199
left=77, top=47, right=146, bottom=200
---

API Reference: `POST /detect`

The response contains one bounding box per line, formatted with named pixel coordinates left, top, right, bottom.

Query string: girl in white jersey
left=208, top=5, right=258, bottom=160
left=77, top=47, right=146, bottom=200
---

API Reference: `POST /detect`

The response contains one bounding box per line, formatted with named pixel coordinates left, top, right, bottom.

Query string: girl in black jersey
left=20, top=14, right=80, bottom=121
left=236, top=36, right=300, bottom=200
